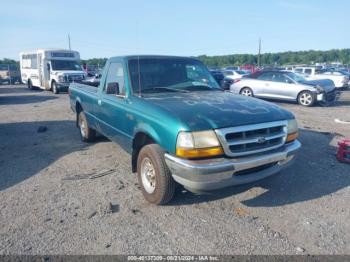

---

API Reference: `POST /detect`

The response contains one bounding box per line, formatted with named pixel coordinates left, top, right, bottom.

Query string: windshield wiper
left=183, top=85, right=224, bottom=91
left=142, top=87, right=189, bottom=93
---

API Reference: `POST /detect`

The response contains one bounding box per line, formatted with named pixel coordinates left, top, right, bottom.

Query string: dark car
left=210, top=70, right=224, bottom=86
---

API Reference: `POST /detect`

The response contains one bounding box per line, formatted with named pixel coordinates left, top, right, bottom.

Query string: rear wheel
left=28, top=79, right=34, bottom=90
left=240, top=87, right=254, bottom=97
left=51, top=81, right=59, bottom=94
left=298, top=91, right=315, bottom=107
left=78, top=111, right=96, bottom=142
left=137, top=144, right=176, bottom=205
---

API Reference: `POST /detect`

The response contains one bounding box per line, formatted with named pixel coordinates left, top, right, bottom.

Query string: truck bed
left=70, top=82, right=98, bottom=94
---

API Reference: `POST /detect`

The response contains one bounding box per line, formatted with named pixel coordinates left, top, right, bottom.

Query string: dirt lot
left=0, top=85, right=349, bottom=255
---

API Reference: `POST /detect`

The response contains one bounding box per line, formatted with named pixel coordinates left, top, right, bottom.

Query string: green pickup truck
left=69, top=55, right=301, bottom=204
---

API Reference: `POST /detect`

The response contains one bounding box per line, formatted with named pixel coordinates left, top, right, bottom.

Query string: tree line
left=197, top=49, right=350, bottom=68
left=2, top=49, right=350, bottom=68
left=80, top=49, right=350, bottom=68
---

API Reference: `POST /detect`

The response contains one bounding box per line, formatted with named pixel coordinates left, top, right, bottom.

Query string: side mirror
left=47, top=63, right=50, bottom=72
left=106, top=82, right=119, bottom=95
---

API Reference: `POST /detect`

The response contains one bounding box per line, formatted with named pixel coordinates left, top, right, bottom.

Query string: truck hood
left=300, top=79, right=335, bottom=92
left=143, top=91, right=294, bottom=130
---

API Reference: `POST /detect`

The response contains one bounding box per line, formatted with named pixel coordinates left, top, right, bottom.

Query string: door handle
left=98, top=99, right=102, bottom=106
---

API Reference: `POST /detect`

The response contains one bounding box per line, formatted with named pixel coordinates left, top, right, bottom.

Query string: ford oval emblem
left=257, top=137, right=266, bottom=144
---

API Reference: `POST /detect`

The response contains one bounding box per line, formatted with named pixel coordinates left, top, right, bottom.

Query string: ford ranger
left=69, top=55, right=301, bottom=205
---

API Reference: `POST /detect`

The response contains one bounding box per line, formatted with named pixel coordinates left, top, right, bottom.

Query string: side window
left=304, top=69, right=312, bottom=75
left=273, top=73, right=292, bottom=83
left=257, top=72, right=273, bottom=81
left=294, top=68, right=302, bottom=73
left=104, top=62, right=125, bottom=95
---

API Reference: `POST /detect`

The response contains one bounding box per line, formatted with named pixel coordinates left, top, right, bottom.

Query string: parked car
left=293, top=67, right=349, bottom=89
left=230, top=70, right=337, bottom=106
left=81, top=68, right=103, bottom=87
left=223, top=70, right=248, bottom=80
left=222, top=66, right=240, bottom=71
left=0, top=64, right=21, bottom=84
left=209, top=70, right=225, bottom=86
left=69, top=55, right=301, bottom=204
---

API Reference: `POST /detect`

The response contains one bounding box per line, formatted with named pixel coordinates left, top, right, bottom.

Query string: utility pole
left=257, top=37, right=261, bottom=67
left=68, top=34, right=71, bottom=50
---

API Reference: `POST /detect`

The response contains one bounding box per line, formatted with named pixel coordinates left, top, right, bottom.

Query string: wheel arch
left=240, top=86, right=253, bottom=95
left=297, top=89, right=315, bottom=100
left=75, top=99, right=83, bottom=127
left=131, top=132, right=157, bottom=173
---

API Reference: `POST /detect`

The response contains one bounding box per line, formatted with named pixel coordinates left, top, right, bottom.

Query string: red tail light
left=233, top=79, right=241, bottom=83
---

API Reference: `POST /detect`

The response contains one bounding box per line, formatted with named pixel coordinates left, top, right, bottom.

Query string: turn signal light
left=176, top=146, right=224, bottom=158
left=286, top=132, right=298, bottom=143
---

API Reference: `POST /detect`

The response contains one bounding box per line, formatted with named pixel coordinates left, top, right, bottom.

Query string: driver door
left=263, top=72, right=295, bottom=100
left=95, top=61, right=132, bottom=149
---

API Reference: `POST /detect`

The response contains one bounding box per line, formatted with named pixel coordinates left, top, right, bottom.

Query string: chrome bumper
left=164, top=140, right=301, bottom=192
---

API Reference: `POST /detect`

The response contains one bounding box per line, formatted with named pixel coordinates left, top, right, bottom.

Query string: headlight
left=286, top=119, right=299, bottom=143
left=315, top=86, right=324, bottom=93
left=58, top=75, right=65, bottom=82
left=176, top=130, right=223, bottom=158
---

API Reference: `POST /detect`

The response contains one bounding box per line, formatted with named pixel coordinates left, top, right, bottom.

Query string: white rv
left=19, top=49, right=86, bottom=93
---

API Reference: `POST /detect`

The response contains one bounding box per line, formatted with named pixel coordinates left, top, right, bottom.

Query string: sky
left=0, top=0, right=349, bottom=60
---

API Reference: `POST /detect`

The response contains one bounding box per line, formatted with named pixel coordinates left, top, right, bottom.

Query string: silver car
left=230, top=70, right=337, bottom=106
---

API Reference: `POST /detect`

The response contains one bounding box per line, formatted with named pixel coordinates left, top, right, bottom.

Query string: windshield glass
left=51, top=60, right=82, bottom=71
left=128, top=57, right=220, bottom=93
left=285, top=72, right=307, bottom=83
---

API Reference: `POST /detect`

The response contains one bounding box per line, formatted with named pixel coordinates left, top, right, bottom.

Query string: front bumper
left=317, top=90, right=340, bottom=105
left=56, top=82, right=70, bottom=91
left=165, top=140, right=301, bottom=192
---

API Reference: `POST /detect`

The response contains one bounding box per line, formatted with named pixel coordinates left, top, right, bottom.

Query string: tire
left=52, top=81, right=59, bottom=94
left=28, top=79, right=34, bottom=90
left=240, top=87, right=254, bottom=97
left=77, top=111, right=96, bottom=142
left=298, top=91, right=315, bottom=107
left=137, top=144, right=176, bottom=205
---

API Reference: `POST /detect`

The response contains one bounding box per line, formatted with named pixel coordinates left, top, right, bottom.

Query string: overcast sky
left=0, top=0, right=349, bottom=60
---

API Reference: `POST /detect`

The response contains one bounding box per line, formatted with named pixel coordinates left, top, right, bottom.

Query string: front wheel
left=52, top=81, right=59, bottom=94
left=137, top=144, right=176, bottom=205
left=298, top=91, right=315, bottom=107
left=78, top=111, right=96, bottom=142
left=240, top=87, right=254, bottom=97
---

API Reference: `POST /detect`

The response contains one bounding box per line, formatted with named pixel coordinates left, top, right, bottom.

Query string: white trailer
left=19, top=49, right=86, bottom=93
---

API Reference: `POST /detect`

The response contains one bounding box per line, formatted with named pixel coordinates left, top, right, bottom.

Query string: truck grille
left=215, top=121, right=287, bottom=157
left=66, top=75, right=84, bottom=82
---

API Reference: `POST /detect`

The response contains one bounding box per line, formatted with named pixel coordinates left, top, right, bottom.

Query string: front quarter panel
left=129, top=96, right=187, bottom=154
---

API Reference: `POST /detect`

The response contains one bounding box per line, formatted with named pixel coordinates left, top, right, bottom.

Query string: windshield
left=51, top=60, right=82, bottom=71
left=285, top=72, right=307, bottom=83
left=128, top=57, right=220, bottom=93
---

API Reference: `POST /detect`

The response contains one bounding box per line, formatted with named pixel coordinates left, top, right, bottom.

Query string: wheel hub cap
left=140, top=157, right=156, bottom=194
left=300, top=93, right=312, bottom=105
left=79, top=119, right=86, bottom=137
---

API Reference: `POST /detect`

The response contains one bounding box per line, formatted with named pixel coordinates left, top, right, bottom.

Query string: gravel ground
left=0, top=85, right=349, bottom=255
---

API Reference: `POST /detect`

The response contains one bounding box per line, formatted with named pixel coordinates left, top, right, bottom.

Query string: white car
left=230, top=70, right=337, bottom=107
left=223, top=70, right=248, bottom=80
left=294, top=67, right=349, bottom=89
